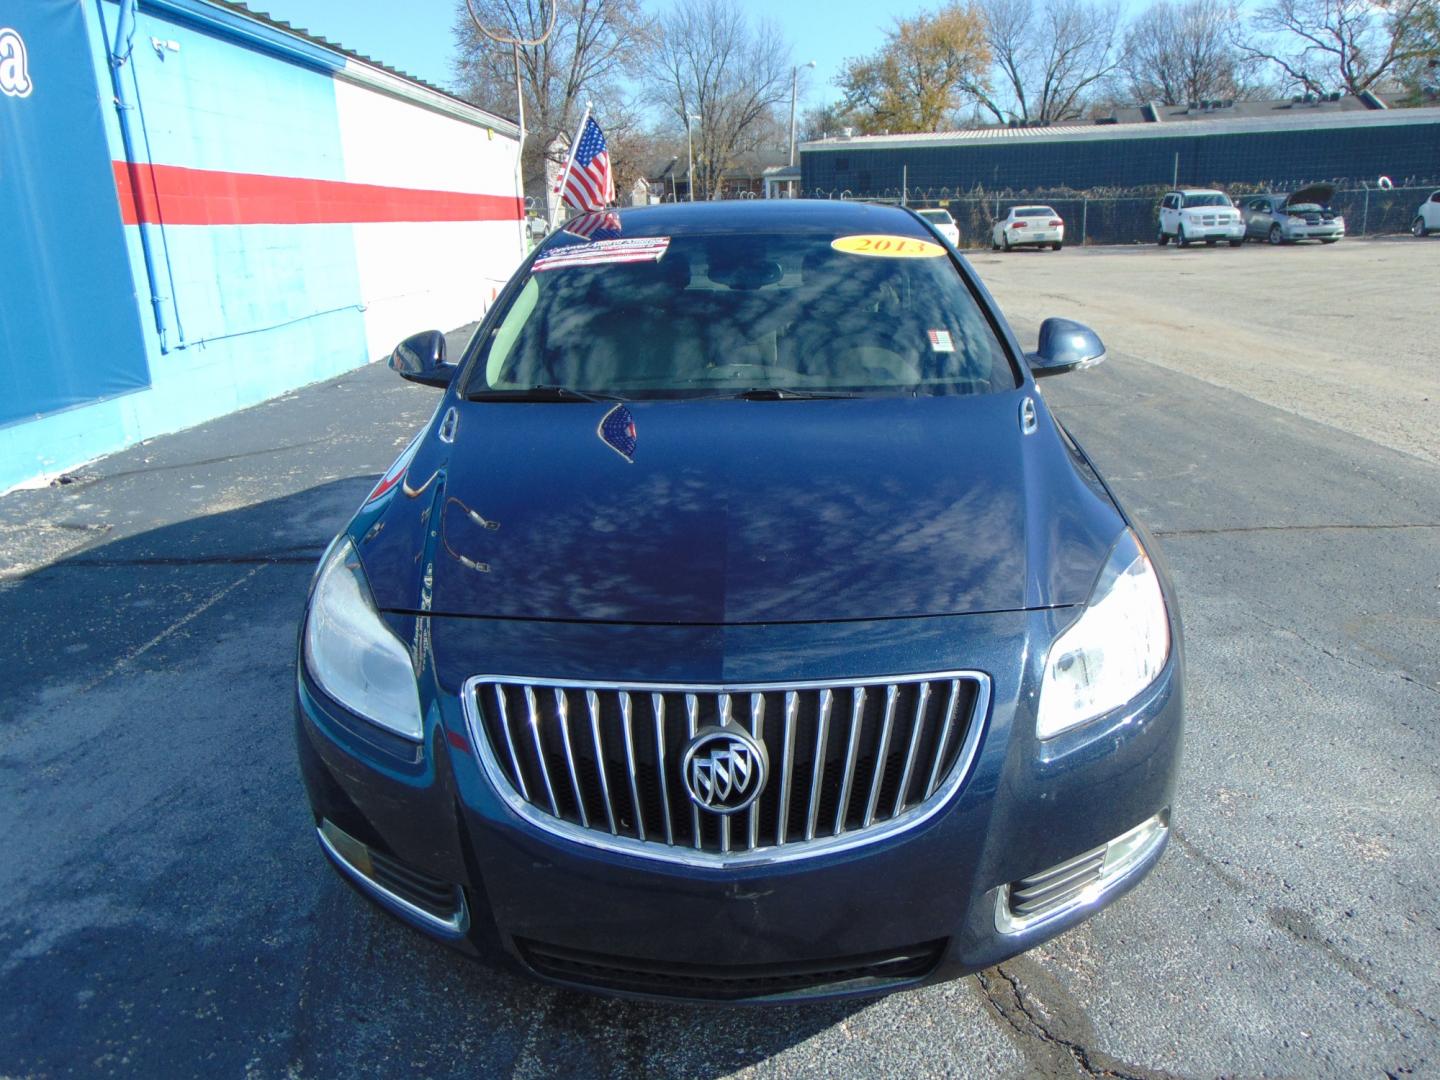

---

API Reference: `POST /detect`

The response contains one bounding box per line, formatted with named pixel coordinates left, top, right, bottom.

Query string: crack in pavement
left=1249, top=609, right=1440, bottom=700
left=975, top=965, right=1183, bottom=1079
left=1171, top=828, right=1440, bottom=1035
left=1155, top=522, right=1440, bottom=538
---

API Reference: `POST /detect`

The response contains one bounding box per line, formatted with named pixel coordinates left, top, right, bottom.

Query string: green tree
left=839, top=4, right=991, bottom=133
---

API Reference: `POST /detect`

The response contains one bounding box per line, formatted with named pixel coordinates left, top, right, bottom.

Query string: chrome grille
left=463, top=673, right=990, bottom=866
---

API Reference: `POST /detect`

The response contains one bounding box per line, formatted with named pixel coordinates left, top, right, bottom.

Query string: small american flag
left=564, top=209, right=622, bottom=239
left=557, top=116, right=615, bottom=217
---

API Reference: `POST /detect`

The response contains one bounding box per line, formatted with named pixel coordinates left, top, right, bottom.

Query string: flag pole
left=548, top=100, right=593, bottom=233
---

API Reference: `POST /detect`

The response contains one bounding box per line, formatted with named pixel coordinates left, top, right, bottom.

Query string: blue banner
left=0, top=0, right=150, bottom=427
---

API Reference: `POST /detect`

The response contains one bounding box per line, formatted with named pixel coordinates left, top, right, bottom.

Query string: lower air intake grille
left=464, top=673, right=989, bottom=865
left=1007, top=844, right=1108, bottom=922
left=517, top=938, right=947, bottom=1001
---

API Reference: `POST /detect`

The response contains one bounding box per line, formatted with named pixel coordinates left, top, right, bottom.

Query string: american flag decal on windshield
left=597, top=404, right=637, bottom=463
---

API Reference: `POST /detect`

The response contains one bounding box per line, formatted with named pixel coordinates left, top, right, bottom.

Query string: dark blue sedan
left=295, top=200, right=1183, bottom=1002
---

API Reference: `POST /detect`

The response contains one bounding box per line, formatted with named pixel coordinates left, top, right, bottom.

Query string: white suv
left=1158, top=189, right=1244, bottom=247
left=915, top=207, right=961, bottom=245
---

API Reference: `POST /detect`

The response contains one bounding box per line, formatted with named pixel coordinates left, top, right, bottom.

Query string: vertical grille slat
left=685, top=694, right=701, bottom=850
left=893, top=681, right=931, bottom=816
left=925, top=681, right=961, bottom=799
left=805, top=689, right=833, bottom=842
left=777, top=691, right=799, bottom=846
left=553, top=688, right=589, bottom=829
left=652, top=693, right=674, bottom=845
left=747, top=692, right=765, bottom=851
left=863, top=686, right=900, bottom=829
left=493, top=687, right=530, bottom=801
left=618, top=691, right=645, bottom=842
left=523, top=686, right=560, bottom=815
left=468, top=674, right=986, bottom=863
left=834, top=687, right=865, bottom=835
left=586, top=690, right=619, bottom=836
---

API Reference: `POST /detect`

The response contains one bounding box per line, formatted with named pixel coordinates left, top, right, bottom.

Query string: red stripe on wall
left=112, top=161, right=523, bottom=226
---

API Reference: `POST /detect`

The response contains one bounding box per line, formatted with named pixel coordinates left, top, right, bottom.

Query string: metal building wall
left=802, top=119, right=1440, bottom=197
left=0, top=0, right=523, bottom=492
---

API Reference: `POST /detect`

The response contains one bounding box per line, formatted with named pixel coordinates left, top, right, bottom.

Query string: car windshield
left=1183, top=194, right=1230, bottom=208
left=917, top=210, right=953, bottom=224
left=1286, top=203, right=1323, bottom=212
left=464, top=230, right=1016, bottom=399
left=1015, top=208, right=1055, bottom=217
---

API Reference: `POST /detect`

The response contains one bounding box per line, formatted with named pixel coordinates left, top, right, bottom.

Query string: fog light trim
left=317, top=819, right=469, bottom=938
left=996, top=811, right=1169, bottom=934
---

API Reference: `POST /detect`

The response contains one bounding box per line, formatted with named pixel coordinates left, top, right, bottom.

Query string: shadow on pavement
left=0, top=480, right=860, bottom=1078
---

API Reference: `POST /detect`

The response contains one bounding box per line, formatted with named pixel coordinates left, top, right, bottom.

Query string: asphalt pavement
left=2, top=318, right=1437, bottom=1078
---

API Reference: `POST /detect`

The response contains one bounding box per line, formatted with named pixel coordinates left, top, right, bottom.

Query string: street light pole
left=667, top=155, right=678, bottom=202
left=686, top=113, right=700, bottom=202
left=788, top=60, right=815, bottom=198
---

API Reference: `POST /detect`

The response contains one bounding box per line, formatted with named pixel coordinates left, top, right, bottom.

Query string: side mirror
left=389, top=330, right=456, bottom=388
left=1026, top=317, right=1106, bottom=378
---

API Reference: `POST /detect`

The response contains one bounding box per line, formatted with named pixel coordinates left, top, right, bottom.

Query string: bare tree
left=452, top=0, right=648, bottom=197
left=968, top=0, right=1125, bottom=123
left=1241, top=0, right=1438, bottom=96
left=839, top=4, right=991, bottom=133
left=643, top=0, right=793, bottom=199
left=1121, top=0, right=1265, bottom=104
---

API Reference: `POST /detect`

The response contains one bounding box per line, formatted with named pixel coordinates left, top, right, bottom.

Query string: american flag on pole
left=556, top=116, right=615, bottom=220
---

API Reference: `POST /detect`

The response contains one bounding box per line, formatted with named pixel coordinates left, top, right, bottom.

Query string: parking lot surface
left=2, top=240, right=1438, bottom=1077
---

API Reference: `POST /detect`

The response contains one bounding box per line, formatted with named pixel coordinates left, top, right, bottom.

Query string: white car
left=1413, top=189, right=1440, bottom=237
left=916, top=207, right=960, bottom=245
left=1157, top=189, right=1244, bottom=247
left=991, top=206, right=1064, bottom=250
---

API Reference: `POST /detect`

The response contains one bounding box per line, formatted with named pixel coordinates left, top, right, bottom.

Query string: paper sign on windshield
left=831, top=235, right=946, bottom=258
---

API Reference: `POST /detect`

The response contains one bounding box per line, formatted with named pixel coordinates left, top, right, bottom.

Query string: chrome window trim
left=316, top=824, right=470, bottom=938
left=460, top=670, right=992, bottom=870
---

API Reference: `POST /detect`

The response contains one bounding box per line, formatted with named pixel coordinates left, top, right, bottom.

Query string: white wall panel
left=332, top=77, right=524, bottom=359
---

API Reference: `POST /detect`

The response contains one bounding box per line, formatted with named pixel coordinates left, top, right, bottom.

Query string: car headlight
left=1036, top=530, right=1171, bottom=739
left=303, top=537, right=424, bottom=740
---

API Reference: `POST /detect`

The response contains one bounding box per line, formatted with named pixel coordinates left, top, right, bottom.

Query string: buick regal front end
left=294, top=200, right=1184, bottom=1003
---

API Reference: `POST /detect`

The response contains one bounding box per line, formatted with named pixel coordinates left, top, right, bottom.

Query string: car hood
left=1284, top=183, right=1336, bottom=208
left=360, top=393, right=1124, bottom=624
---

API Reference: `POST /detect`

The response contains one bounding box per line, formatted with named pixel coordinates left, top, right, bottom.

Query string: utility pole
left=789, top=61, right=815, bottom=199
left=686, top=113, right=700, bottom=201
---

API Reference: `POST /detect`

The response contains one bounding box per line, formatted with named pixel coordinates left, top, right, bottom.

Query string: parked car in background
left=1241, top=185, right=1345, bottom=244
left=295, top=200, right=1182, bottom=1003
left=916, top=207, right=961, bottom=246
left=1413, top=189, right=1440, bottom=237
left=1157, top=190, right=1244, bottom=247
left=992, top=206, right=1065, bottom=251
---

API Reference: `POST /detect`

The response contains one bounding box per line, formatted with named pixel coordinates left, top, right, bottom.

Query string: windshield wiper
left=735, top=387, right=856, bottom=400
left=467, top=385, right=622, bottom=403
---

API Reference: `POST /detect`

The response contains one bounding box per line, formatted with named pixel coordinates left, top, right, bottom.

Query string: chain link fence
left=789, top=183, right=1437, bottom=248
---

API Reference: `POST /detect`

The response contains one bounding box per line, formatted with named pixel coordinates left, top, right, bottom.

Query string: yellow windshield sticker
left=831, top=234, right=947, bottom=258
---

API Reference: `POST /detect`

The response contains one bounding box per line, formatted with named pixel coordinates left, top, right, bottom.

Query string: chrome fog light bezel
left=995, top=811, right=1170, bottom=935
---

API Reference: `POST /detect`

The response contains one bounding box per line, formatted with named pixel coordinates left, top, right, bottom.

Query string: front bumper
left=1282, top=222, right=1345, bottom=240
left=1183, top=219, right=1244, bottom=239
left=295, top=608, right=1183, bottom=1002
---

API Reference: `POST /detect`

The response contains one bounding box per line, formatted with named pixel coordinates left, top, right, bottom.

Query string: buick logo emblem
left=680, top=727, right=768, bottom=814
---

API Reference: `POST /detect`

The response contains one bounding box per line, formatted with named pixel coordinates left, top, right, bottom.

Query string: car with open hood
left=294, top=199, right=1183, bottom=1003
left=1241, top=184, right=1345, bottom=244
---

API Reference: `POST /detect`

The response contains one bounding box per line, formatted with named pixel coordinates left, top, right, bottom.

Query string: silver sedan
left=1241, top=184, right=1345, bottom=245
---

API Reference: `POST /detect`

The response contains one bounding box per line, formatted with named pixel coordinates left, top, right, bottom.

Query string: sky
left=249, top=0, right=904, bottom=112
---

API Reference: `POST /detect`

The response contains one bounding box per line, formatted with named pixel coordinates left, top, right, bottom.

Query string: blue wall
left=0, top=0, right=371, bottom=490
left=0, top=0, right=150, bottom=428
